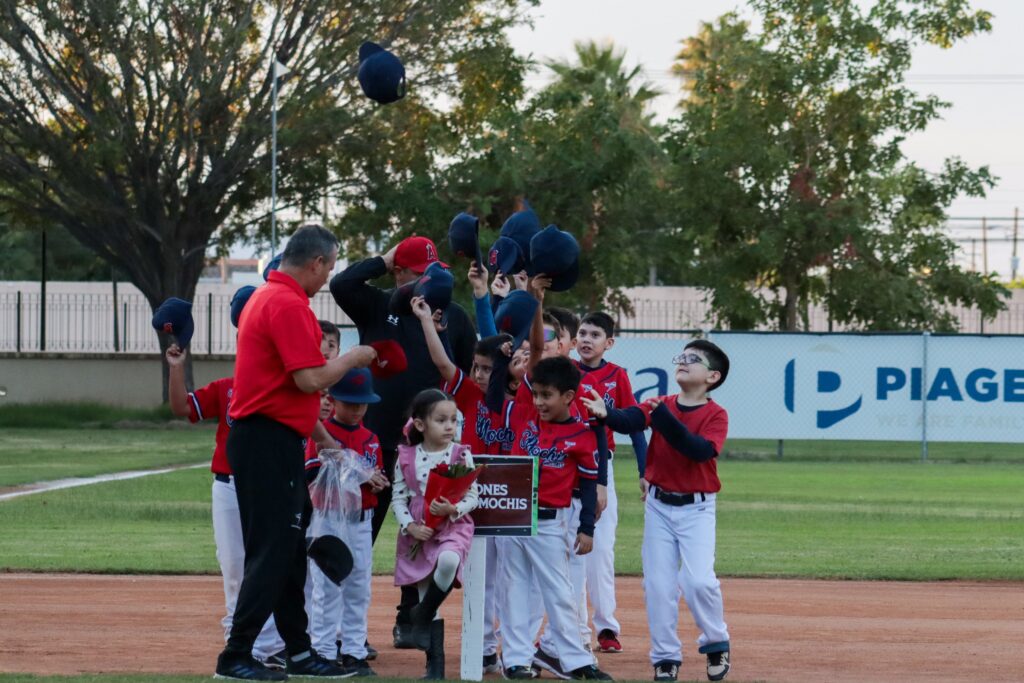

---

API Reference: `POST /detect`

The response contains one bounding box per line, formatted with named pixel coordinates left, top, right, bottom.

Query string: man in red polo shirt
left=216, top=225, right=376, bottom=681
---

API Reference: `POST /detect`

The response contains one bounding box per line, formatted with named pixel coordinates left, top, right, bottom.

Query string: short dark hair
left=405, top=388, right=454, bottom=445
left=580, top=311, right=615, bottom=338
left=282, top=224, right=339, bottom=267
left=531, top=356, right=581, bottom=394
left=475, top=333, right=512, bottom=358
left=685, top=339, right=730, bottom=391
left=318, top=320, right=340, bottom=343
left=547, top=307, right=580, bottom=339
left=542, top=311, right=563, bottom=338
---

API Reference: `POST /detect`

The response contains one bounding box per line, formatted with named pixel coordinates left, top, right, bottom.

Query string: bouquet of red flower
left=409, top=461, right=483, bottom=559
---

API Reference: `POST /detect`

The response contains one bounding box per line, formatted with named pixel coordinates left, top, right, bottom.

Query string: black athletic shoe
left=568, top=664, right=614, bottom=680
left=286, top=650, right=357, bottom=678
left=364, top=641, right=378, bottom=661
left=339, top=654, right=377, bottom=677
left=215, top=653, right=288, bottom=681
left=393, top=622, right=416, bottom=649
left=483, top=653, right=502, bottom=674
left=503, top=665, right=539, bottom=679
left=653, top=661, right=679, bottom=681
left=263, top=650, right=288, bottom=671
left=706, top=651, right=730, bottom=681
left=533, top=647, right=571, bottom=680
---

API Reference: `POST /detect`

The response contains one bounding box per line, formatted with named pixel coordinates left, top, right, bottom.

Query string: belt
left=214, top=473, right=231, bottom=483
left=571, top=488, right=580, bottom=499
left=538, top=508, right=558, bottom=520
left=653, top=487, right=706, bottom=507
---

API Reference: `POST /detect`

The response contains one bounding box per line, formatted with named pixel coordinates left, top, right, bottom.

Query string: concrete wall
left=0, top=353, right=235, bottom=408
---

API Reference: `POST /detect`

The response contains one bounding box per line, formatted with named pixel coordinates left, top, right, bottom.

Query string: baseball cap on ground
left=230, top=286, right=257, bottom=328
left=368, top=339, right=408, bottom=379
left=500, top=204, right=542, bottom=274
left=488, top=236, right=526, bottom=276
left=151, top=297, right=194, bottom=348
left=494, top=290, right=540, bottom=352
left=262, top=253, right=282, bottom=281
left=328, top=368, right=381, bottom=404
left=358, top=41, right=406, bottom=105
left=448, top=212, right=482, bottom=267
left=530, top=225, right=580, bottom=292
left=394, top=235, right=447, bottom=273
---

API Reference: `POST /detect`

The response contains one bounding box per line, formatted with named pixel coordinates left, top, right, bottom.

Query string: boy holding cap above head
left=305, top=368, right=389, bottom=677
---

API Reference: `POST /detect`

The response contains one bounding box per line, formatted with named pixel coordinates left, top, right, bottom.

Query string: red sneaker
left=596, top=629, right=622, bottom=653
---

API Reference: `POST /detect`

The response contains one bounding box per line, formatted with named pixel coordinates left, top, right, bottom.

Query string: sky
left=504, top=0, right=1024, bottom=279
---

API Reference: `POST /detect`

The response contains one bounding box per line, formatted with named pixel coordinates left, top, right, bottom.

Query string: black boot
left=409, top=580, right=453, bottom=650
left=421, top=619, right=445, bottom=680
left=394, top=584, right=419, bottom=649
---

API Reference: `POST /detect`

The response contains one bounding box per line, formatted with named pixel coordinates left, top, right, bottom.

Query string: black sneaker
left=483, top=653, right=501, bottom=674
left=393, top=622, right=416, bottom=649
left=339, top=654, right=377, bottom=677
left=286, top=650, right=357, bottom=678
left=533, top=647, right=570, bottom=680
left=364, top=641, right=378, bottom=661
left=568, top=664, right=613, bottom=680
left=706, top=651, right=730, bottom=681
left=264, top=649, right=288, bottom=671
left=215, top=653, right=287, bottom=681
left=503, top=665, right=538, bottom=679
left=653, top=661, right=679, bottom=681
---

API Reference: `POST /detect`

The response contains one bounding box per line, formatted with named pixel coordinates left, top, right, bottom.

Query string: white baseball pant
left=211, top=476, right=285, bottom=660
left=642, top=491, right=729, bottom=665
left=538, top=497, right=590, bottom=655
left=586, top=460, right=620, bottom=636
left=310, top=511, right=373, bottom=660
left=500, top=509, right=594, bottom=673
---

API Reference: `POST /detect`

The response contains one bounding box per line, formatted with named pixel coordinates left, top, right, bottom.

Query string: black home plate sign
left=470, top=455, right=538, bottom=536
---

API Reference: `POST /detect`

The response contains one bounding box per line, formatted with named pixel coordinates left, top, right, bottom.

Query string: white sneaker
left=706, top=651, right=730, bottom=681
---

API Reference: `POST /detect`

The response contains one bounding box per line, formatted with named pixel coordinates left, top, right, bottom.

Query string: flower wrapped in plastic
left=409, top=461, right=484, bottom=559
left=308, top=448, right=377, bottom=538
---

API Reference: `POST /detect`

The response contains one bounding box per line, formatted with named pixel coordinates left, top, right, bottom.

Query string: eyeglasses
left=672, top=352, right=711, bottom=369
left=542, top=328, right=558, bottom=342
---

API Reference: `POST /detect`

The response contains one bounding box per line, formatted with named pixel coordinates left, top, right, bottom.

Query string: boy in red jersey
left=304, top=368, right=389, bottom=677
left=584, top=339, right=731, bottom=682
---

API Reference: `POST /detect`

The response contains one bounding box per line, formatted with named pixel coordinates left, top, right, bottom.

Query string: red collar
left=267, top=269, right=309, bottom=300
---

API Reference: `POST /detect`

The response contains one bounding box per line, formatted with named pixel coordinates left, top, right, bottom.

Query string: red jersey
left=188, top=376, right=234, bottom=475
left=639, top=397, right=728, bottom=494
left=505, top=399, right=598, bottom=509
left=229, top=270, right=325, bottom=436
left=575, top=359, right=638, bottom=452
left=443, top=368, right=515, bottom=454
left=305, top=418, right=382, bottom=510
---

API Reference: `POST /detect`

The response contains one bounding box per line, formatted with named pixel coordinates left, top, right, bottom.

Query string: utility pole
left=981, top=216, right=988, bottom=274
left=970, top=238, right=976, bottom=271
left=1012, top=207, right=1020, bottom=281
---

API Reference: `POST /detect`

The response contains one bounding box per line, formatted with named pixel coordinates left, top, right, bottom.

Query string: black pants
left=223, top=415, right=312, bottom=658
left=370, top=447, right=398, bottom=544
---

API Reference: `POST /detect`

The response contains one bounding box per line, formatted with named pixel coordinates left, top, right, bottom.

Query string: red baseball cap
left=394, top=236, right=447, bottom=273
left=369, top=340, right=408, bottom=379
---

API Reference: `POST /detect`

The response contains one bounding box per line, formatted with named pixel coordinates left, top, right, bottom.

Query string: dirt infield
left=1, top=573, right=1021, bottom=682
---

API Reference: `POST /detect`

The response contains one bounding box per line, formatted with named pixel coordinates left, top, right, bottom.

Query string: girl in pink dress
left=391, top=389, right=479, bottom=679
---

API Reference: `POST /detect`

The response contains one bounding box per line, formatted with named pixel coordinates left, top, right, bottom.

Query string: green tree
left=666, top=0, right=1007, bottom=331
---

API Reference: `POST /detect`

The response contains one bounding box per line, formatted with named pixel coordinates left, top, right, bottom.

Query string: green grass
left=722, top=438, right=1024, bottom=463
left=0, top=402, right=176, bottom=429
left=1, top=442, right=1021, bottom=580
left=0, top=428, right=212, bottom=487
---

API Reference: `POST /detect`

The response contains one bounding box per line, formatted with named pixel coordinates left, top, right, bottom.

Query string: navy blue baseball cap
left=494, top=290, right=539, bottom=351
left=487, top=236, right=525, bottom=276
left=262, top=253, right=282, bottom=281
left=358, top=41, right=406, bottom=105
left=530, top=224, right=580, bottom=292
left=328, top=367, right=381, bottom=404
left=448, top=212, right=482, bottom=267
left=152, top=297, right=195, bottom=348
left=413, top=262, right=454, bottom=311
left=229, top=285, right=257, bottom=328
left=500, top=205, right=542, bottom=271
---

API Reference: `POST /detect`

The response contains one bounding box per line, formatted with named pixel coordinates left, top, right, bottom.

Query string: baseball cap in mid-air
left=230, top=286, right=257, bottom=328
left=413, top=262, right=454, bottom=312
left=448, top=212, right=482, bottom=267
left=494, top=290, right=540, bottom=352
left=487, top=236, right=526, bottom=276
left=262, top=253, right=282, bottom=281
left=328, top=368, right=381, bottom=404
left=357, top=41, right=406, bottom=105
left=530, top=224, right=580, bottom=292
left=368, top=339, right=408, bottom=379
left=394, top=235, right=447, bottom=273
left=500, top=204, right=542, bottom=273
left=152, top=297, right=195, bottom=348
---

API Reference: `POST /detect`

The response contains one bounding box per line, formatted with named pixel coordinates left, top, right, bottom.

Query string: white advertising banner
left=609, top=333, right=1024, bottom=443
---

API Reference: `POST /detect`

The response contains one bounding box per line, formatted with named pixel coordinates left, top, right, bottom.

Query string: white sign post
left=460, top=537, right=488, bottom=681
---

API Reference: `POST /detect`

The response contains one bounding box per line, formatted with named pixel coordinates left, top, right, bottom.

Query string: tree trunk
left=782, top=276, right=800, bottom=331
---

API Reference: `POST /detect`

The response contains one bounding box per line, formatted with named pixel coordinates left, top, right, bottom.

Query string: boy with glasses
left=583, top=339, right=732, bottom=682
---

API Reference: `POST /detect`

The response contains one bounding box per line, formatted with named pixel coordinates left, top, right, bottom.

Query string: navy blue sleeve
left=629, top=430, right=648, bottom=476
left=576, top=476, right=597, bottom=537
left=329, top=257, right=389, bottom=328
left=649, top=403, right=717, bottom=462
left=603, top=405, right=647, bottom=434
left=474, top=294, right=498, bottom=337
left=485, top=352, right=511, bottom=415
left=593, top=425, right=609, bottom=487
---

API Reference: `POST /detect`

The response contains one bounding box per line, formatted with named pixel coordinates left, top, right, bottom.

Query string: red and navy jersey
left=575, top=359, right=638, bottom=451
left=639, top=397, right=728, bottom=494
left=305, top=418, right=382, bottom=510
left=505, top=400, right=598, bottom=509
left=188, top=376, right=234, bottom=476
left=443, top=368, right=515, bottom=454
